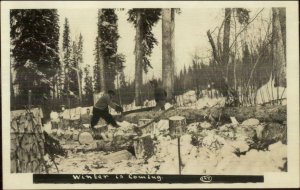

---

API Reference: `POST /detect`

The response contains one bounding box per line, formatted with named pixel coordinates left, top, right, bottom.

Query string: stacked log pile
left=11, top=108, right=45, bottom=173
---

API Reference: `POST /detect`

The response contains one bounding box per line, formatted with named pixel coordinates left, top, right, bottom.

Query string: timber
left=10, top=108, right=46, bottom=173
left=169, top=116, right=186, bottom=138
left=123, top=105, right=286, bottom=125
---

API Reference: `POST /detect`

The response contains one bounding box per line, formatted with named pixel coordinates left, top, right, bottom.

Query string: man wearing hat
left=91, top=90, right=123, bottom=129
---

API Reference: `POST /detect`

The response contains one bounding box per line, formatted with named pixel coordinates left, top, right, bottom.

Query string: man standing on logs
left=91, top=90, right=123, bottom=129
left=149, top=80, right=168, bottom=111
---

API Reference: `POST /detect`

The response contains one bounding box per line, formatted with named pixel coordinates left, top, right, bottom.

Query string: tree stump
left=169, top=116, right=186, bottom=138
left=133, top=135, right=154, bottom=159
left=138, top=119, right=155, bottom=136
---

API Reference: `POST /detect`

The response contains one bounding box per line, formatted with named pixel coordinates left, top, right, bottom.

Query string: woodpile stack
left=11, top=108, right=45, bottom=173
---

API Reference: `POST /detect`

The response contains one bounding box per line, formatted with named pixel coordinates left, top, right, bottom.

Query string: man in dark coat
left=91, top=90, right=123, bottom=129
left=149, top=80, right=167, bottom=111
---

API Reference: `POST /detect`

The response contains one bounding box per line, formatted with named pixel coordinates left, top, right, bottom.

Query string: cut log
left=21, top=134, right=34, bottom=153
left=169, top=116, right=186, bottom=138
left=11, top=158, right=17, bottom=173
left=11, top=119, right=19, bottom=133
left=133, top=135, right=154, bottom=159
left=138, top=119, right=155, bottom=136
left=101, top=150, right=133, bottom=163
left=123, top=105, right=286, bottom=125
left=78, top=130, right=94, bottom=145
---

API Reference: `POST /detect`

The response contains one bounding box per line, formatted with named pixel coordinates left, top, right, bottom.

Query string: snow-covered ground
left=45, top=116, right=287, bottom=175
left=256, top=78, right=286, bottom=105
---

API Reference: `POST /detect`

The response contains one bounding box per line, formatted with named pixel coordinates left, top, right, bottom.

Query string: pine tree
left=93, top=37, right=101, bottom=92
left=10, top=9, right=60, bottom=107
left=68, top=41, right=80, bottom=100
left=128, top=8, right=161, bottom=105
left=77, top=33, right=84, bottom=64
left=95, top=9, right=125, bottom=92
left=62, top=18, right=71, bottom=99
left=83, top=65, right=93, bottom=105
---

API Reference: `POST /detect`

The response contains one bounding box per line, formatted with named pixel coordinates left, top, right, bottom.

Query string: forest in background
left=10, top=8, right=286, bottom=119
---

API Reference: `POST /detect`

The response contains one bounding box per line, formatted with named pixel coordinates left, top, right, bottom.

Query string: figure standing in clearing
left=91, top=90, right=123, bottom=129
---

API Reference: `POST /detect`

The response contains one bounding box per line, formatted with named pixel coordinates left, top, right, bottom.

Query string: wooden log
left=18, top=122, right=25, bottom=133
left=11, top=158, right=17, bottom=173
left=25, top=119, right=34, bottom=133
left=133, top=135, right=154, bottom=159
left=78, top=130, right=94, bottom=145
left=32, top=160, right=40, bottom=173
left=26, top=162, right=32, bottom=173
left=123, top=105, right=287, bottom=125
left=20, top=134, right=34, bottom=153
left=17, top=148, right=30, bottom=172
left=34, top=124, right=43, bottom=134
left=169, top=116, right=186, bottom=138
left=11, top=118, right=19, bottom=133
left=101, top=150, right=133, bottom=163
left=11, top=133, right=18, bottom=152
left=138, top=119, right=155, bottom=136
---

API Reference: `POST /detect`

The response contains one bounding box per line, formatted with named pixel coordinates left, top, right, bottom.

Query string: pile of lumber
left=11, top=108, right=45, bottom=173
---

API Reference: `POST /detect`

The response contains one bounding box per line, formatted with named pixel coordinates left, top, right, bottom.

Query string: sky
left=57, top=8, right=270, bottom=83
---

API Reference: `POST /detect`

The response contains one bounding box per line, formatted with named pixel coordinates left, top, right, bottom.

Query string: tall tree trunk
left=10, top=65, right=15, bottom=108
left=162, top=8, right=175, bottom=101
left=223, top=8, right=231, bottom=67
left=272, top=8, right=286, bottom=88
left=76, top=69, right=82, bottom=104
left=278, top=8, right=286, bottom=60
left=233, top=9, right=238, bottom=91
left=207, top=30, right=220, bottom=64
left=97, top=10, right=107, bottom=92
left=135, top=10, right=143, bottom=106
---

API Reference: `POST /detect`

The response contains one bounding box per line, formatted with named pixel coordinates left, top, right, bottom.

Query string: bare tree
left=272, top=8, right=286, bottom=88
left=162, top=8, right=175, bottom=101
left=97, top=10, right=106, bottom=92
left=223, top=8, right=232, bottom=66
left=134, top=10, right=143, bottom=106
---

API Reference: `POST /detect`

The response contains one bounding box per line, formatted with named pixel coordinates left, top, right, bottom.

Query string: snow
left=200, top=121, right=212, bottom=129
left=44, top=103, right=286, bottom=175
left=169, top=116, right=185, bottom=120
left=241, top=118, right=260, bottom=126
left=186, top=122, right=200, bottom=133
left=176, top=92, right=226, bottom=109
left=256, top=78, right=286, bottom=105
left=164, top=103, right=173, bottom=110
left=50, top=111, right=59, bottom=121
